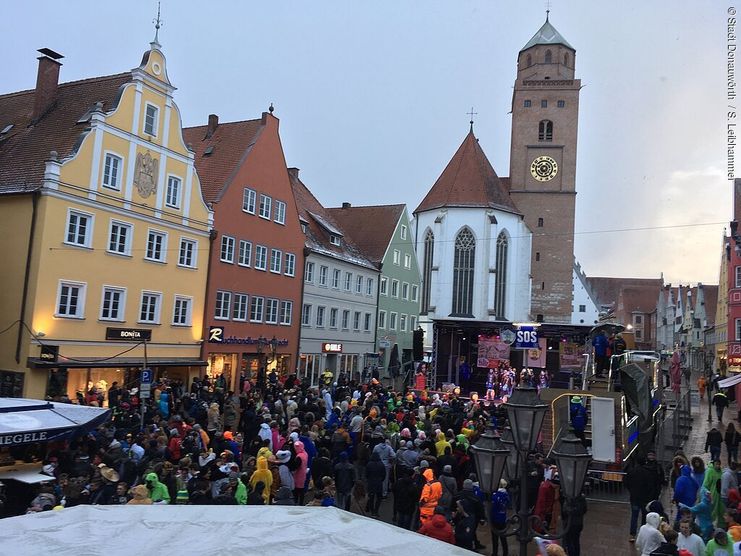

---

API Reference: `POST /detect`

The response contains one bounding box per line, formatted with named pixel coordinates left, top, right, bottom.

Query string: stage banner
left=525, top=338, right=547, bottom=368
left=477, top=336, right=510, bottom=368
left=559, top=342, right=584, bottom=370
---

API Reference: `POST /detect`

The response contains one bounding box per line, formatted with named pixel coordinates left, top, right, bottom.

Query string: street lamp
left=552, top=432, right=591, bottom=500
left=470, top=425, right=509, bottom=495
left=504, top=387, right=548, bottom=453
left=500, top=427, right=520, bottom=483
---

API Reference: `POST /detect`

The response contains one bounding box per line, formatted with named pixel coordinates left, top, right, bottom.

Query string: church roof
left=520, top=16, right=574, bottom=52
left=326, top=204, right=405, bottom=265
left=414, top=130, right=520, bottom=215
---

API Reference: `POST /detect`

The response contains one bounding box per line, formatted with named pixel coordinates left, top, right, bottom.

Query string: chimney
left=32, top=48, right=64, bottom=122
left=342, top=202, right=351, bottom=209
left=206, top=114, right=219, bottom=138
left=287, top=167, right=299, bottom=179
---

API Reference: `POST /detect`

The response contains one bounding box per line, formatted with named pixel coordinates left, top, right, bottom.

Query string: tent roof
left=0, top=505, right=473, bottom=556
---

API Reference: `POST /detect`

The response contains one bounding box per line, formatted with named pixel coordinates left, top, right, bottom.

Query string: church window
left=557, top=100, right=565, bottom=108
left=564, top=53, right=569, bottom=66
left=545, top=50, right=552, bottom=63
left=536, top=314, right=544, bottom=322
left=535, top=252, right=540, bottom=261
left=421, top=229, right=434, bottom=313
left=452, top=228, right=475, bottom=317
left=538, top=120, right=553, bottom=141
left=526, top=54, right=532, bottom=67
left=494, top=232, right=508, bottom=318
left=541, top=99, right=548, bottom=108
left=537, top=217, right=544, bottom=227
left=524, top=100, right=531, bottom=108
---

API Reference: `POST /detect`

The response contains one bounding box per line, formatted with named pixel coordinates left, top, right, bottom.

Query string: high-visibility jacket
left=419, top=469, right=442, bottom=522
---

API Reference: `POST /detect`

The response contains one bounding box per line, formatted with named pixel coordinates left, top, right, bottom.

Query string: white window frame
left=65, top=209, right=94, bottom=248
left=410, top=316, right=417, bottom=330
left=356, top=275, right=363, bottom=294
left=364, top=312, right=372, bottom=332
left=400, top=224, right=407, bottom=240
left=143, top=102, right=159, bottom=136
left=214, top=291, right=232, bottom=320
left=102, top=152, right=123, bottom=191
left=737, top=266, right=741, bottom=288
left=353, top=311, right=361, bottom=331
left=389, top=312, right=398, bottom=331
left=391, top=279, right=399, bottom=298
left=280, top=300, right=293, bottom=325
left=342, top=309, right=350, bottom=330
left=172, top=295, right=193, bottom=326
left=393, top=249, right=401, bottom=265
left=332, top=269, right=341, bottom=289
left=305, top=261, right=315, bottom=282
left=302, top=304, right=312, bottom=326
left=285, top=253, right=296, bottom=277
left=319, top=265, right=329, bottom=286
left=220, top=235, right=235, bottom=263
left=107, top=219, right=133, bottom=257
left=250, top=296, right=265, bottom=323
left=402, top=282, right=409, bottom=300
left=736, top=318, right=741, bottom=341
left=344, top=272, right=352, bottom=291
left=266, top=298, right=280, bottom=324
left=268, top=248, right=282, bottom=274
left=56, top=280, right=87, bottom=319
left=411, top=284, right=419, bottom=303
left=145, top=229, right=168, bottom=263
left=165, top=175, right=182, bottom=209
left=138, top=290, right=162, bottom=324
left=238, top=240, right=252, bottom=267
left=330, top=234, right=341, bottom=246
left=259, top=194, right=272, bottom=220
left=378, top=310, right=387, bottom=329
left=233, top=293, right=249, bottom=322
left=400, top=313, right=407, bottom=332
left=380, top=276, right=388, bottom=296
left=316, top=306, right=326, bottom=328
left=243, top=188, right=257, bottom=214
left=366, top=278, right=374, bottom=296
left=274, top=200, right=286, bottom=225
left=255, top=245, right=268, bottom=271
left=99, top=285, right=126, bottom=322
left=404, top=253, right=411, bottom=269
left=329, top=307, right=338, bottom=329
left=178, top=238, right=198, bottom=268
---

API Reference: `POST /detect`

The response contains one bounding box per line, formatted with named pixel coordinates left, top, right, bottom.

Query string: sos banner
left=513, top=326, right=538, bottom=350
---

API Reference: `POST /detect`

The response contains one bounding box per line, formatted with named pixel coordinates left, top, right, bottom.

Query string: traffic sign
left=139, top=383, right=151, bottom=399
left=141, top=369, right=152, bottom=384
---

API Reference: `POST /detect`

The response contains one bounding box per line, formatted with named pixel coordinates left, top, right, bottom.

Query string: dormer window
left=301, top=223, right=308, bottom=234
left=330, top=234, right=341, bottom=246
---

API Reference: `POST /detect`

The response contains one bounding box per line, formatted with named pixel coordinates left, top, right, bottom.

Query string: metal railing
left=655, top=387, right=693, bottom=466
left=583, top=469, right=629, bottom=503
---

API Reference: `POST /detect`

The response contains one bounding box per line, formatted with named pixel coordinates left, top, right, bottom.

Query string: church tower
left=508, top=15, right=580, bottom=323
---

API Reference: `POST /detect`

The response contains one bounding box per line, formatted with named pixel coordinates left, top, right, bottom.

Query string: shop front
left=298, top=340, right=372, bottom=386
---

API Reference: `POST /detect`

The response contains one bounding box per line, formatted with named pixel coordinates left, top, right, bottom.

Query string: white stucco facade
left=571, top=261, right=600, bottom=326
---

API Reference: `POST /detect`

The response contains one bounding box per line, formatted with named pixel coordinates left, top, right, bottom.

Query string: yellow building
left=716, top=231, right=730, bottom=371
left=0, top=38, right=212, bottom=400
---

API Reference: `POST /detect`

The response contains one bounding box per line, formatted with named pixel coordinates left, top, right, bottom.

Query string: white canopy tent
left=0, top=505, right=473, bottom=556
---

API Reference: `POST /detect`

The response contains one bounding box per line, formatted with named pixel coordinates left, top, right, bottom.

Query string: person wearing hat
left=90, top=465, right=119, bottom=504
left=127, top=484, right=152, bottom=505
left=274, top=450, right=294, bottom=492
left=452, top=478, right=485, bottom=549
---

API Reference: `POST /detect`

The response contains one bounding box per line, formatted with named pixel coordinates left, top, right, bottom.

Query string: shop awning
left=0, top=398, right=110, bottom=447
left=27, top=357, right=207, bottom=369
left=718, top=373, right=741, bottom=388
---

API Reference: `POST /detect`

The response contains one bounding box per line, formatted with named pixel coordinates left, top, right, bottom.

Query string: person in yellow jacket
left=249, top=456, right=273, bottom=503
left=435, top=430, right=450, bottom=457
left=419, top=468, right=442, bottom=525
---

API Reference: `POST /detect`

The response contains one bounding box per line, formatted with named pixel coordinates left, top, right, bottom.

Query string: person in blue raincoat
left=570, top=396, right=588, bottom=446
left=158, top=390, right=170, bottom=419
left=679, top=486, right=714, bottom=541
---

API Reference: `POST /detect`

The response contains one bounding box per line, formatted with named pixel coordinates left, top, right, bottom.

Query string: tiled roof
left=619, top=287, right=660, bottom=314
left=701, top=285, right=719, bottom=326
left=326, top=204, right=405, bottom=265
left=288, top=170, right=376, bottom=270
left=586, top=277, right=663, bottom=308
left=182, top=118, right=264, bottom=203
left=414, top=131, right=520, bottom=215
left=0, top=73, right=131, bottom=193
left=521, top=17, right=574, bottom=51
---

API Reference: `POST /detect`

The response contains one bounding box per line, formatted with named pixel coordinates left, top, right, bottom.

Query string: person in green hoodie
left=145, top=472, right=170, bottom=504
left=702, top=459, right=724, bottom=527
left=234, top=474, right=248, bottom=505
left=704, top=528, right=733, bottom=555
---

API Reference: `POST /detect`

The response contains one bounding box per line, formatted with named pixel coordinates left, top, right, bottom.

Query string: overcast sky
left=1, top=1, right=730, bottom=285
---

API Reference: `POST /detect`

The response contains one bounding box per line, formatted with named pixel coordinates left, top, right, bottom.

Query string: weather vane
left=467, top=107, right=478, bottom=132
left=153, top=1, right=164, bottom=44
left=545, top=0, right=551, bottom=19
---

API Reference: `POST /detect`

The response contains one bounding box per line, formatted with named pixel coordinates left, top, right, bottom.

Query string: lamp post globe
left=470, top=425, right=510, bottom=495
left=503, top=387, right=549, bottom=452
left=501, top=427, right=520, bottom=482
left=552, top=432, right=592, bottom=499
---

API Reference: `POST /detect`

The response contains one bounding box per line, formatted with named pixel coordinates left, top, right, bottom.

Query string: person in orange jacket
left=697, top=375, right=707, bottom=400
left=419, top=468, right=442, bottom=525
left=418, top=506, right=455, bottom=544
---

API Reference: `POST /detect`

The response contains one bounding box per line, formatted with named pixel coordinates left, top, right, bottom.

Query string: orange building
left=184, top=112, right=304, bottom=392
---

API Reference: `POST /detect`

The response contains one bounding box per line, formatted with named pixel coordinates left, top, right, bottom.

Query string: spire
left=467, top=107, right=477, bottom=133
left=151, top=1, right=163, bottom=49
left=520, top=14, right=574, bottom=52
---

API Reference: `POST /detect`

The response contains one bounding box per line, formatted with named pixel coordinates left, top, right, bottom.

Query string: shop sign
left=378, top=339, right=391, bottom=349
left=207, top=326, right=289, bottom=346
left=514, top=327, right=538, bottom=350
left=730, top=357, right=741, bottom=366
left=0, top=431, right=48, bottom=447
left=40, top=344, right=59, bottom=362
left=105, top=328, right=152, bottom=342
left=322, top=342, right=343, bottom=353
left=730, top=343, right=741, bottom=356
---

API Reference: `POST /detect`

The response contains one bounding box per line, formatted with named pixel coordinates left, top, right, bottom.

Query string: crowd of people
left=7, top=367, right=591, bottom=555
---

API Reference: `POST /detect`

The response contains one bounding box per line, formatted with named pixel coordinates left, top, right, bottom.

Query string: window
left=284, top=253, right=296, bottom=276
left=266, top=299, right=279, bottom=324
left=342, top=310, right=350, bottom=330
left=329, top=308, right=338, bottom=328
left=402, top=282, right=409, bottom=300
left=356, top=275, right=363, bottom=294
left=305, top=261, right=315, bottom=282
left=238, top=240, right=252, bottom=267
left=57, top=281, right=86, bottom=318
left=242, top=188, right=256, bottom=214
left=274, top=200, right=286, bottom=224
left=316, top=306, right=325, bottom=327
left=526, top=54, right=532, bottom=67
left=255, top=245, right=268, bottom=270
left=102, top=153, right=122, bottom=190
left=108, top=220, right=132, bottom=256
left=579, top=304, right=586, bottom=313
left=364, top=313, right=372, bottom=332
left=165, top=176, right=181, bottom=209
left=736, top=318, right=741, bottom=341
left=422, top=229, right=434, bottom=312
left=220, top=235, right=235, bottom=263
left=353, top=311, right=361, bottom=331
left=378, top=310, right=386, bottom=328
left=233, top=294, right=249, bottom=321
left=215, top=291, right=232, bottom=320
left=329, top=234, right=341, bottom=246
left=557, top=100, right=565, bottom=108
left=538, top=120, right=553, bottom=141
left=635, top=330, right=643, bottom=340
left=541, top=99, right=548, bottom=108
left=319, top=265, right=329, bottom=286
left=403, top=253, right=411, bottom=269
left=541, top=282, right=545, bottom=290
left=139, top=291, right=161, bottom=324
left=400, top=225, right=407, bottom=240
left=452, top=227, right=475, bottom=317
left=391, top=279, right=399, bottom=298
left=410, top=316, right=417, bottom=330
left=100, top=286, right=125, bottom=321
left=178, top=238, right=197, bottom=268
left=259, top=194, right=272, bottom=219
left=635, top=315, right=643, bottom=325
left=389, top=312, right=398, bottom=330
left=144, top=103, right=158, bottom=136
left=535, top=252, right=540, bottom=261
left=250, top=296, right=265, bottom=322
left=302, top=304, right=312, bottom=326
left=270, top=249, right=282, bottom=273
left=524, top=99, right=532, bottom=108
left=366, top=278, right=374, bottom=296
left=145, top=230, right=167, bottom=262
left=280, top=301, right=293, bottom=325
left=393, top=250, right=401, bottom=265
left=494, top=232, right=508, bottom=319
left=380, top=276, right=388, bottom=295
left=400, top=314, right=407, bottom=332
left=344, top=272, right=352, bottom=291
left=537, top=218, right=544, bottom=228
left=66, top=210, right=93, bottom=247
left=332, top=269, right=341, bottom=289
left=736, top=266, right=741, bottom=288
left=545, top=49, right=552, bottom=64
left=172, top=296, right=192, bottom=326
left=411, top=284, right=419, bottom=303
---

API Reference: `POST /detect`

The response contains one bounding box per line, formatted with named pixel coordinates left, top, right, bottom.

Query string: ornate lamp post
left=469, top=425, right=510, bottom=496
